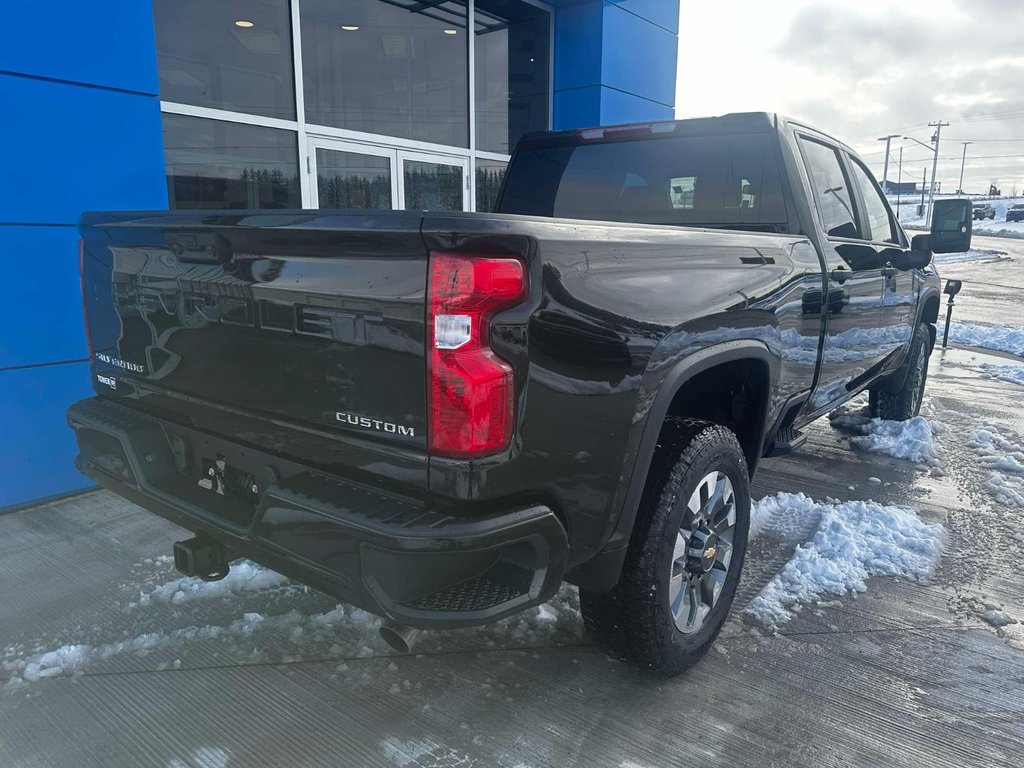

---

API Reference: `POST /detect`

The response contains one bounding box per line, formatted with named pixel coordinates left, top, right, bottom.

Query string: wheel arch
left=568, top=341, right=775, bottom=591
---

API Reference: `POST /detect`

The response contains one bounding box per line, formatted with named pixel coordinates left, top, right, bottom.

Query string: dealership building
left=0, top=0, right=680, bottom=509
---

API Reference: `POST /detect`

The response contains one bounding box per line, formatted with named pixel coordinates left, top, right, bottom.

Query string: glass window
left=500, top=133, right=789, bottom=231
left=316, top=149, right=393, bottom=209
left=162, top=114, right=301, bottom=210
left=403, top=160, right=464, bottom=211
left=848, top=157, right=898, bottom=243
left=476, top=159, right=508, bottom=212
left=301, top=0, right=469, bottom=147
left=153, top=0, right=295, bottom=120
left=799, top=138, right=860, bottom=239
left=475, top=0, right=551, bottom=154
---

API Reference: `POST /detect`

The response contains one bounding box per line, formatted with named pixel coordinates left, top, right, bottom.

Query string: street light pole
left=957, top=141, right=973, bottom=195
left=877, top=134, right=900, bottom=194
left=927, top=120, right=949, bottom=222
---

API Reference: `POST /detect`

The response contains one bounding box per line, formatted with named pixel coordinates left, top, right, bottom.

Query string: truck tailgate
left=79, top=211, right=429, bottom=452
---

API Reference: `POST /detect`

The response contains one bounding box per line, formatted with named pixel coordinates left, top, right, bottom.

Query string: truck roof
left=518, top=112, right=852, bottom=154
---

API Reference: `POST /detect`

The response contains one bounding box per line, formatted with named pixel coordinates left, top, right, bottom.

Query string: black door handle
left=829, top=267, right=850, bottom=284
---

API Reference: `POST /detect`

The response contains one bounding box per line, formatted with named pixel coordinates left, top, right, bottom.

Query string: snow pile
left=137, top=560, right=291, bottom=606
left=829, top=406, right=941, bottom=465
left=973, top=221, right=1024, bottom=239
left=745, top=493, right=945, bottom=628
left=967, top=426, right=1024, bottom=508
left=978, top=362, right=1024, bottom=388
left=932, top=248, right=1011, bottom=265
left=981, top=609, right=1018, bottom=628
left=948, top=323, right=1024, bottom=358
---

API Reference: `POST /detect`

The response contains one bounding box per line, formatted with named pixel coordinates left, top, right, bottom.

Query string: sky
left=675, top=0, right=1024, bottom=195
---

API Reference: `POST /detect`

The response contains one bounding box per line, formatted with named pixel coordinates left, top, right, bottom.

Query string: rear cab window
left=499, top=130, right=791, bottom=233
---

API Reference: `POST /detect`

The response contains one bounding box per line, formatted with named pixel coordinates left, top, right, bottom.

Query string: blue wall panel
left=600, top=4, right=678, bottom=107
left=598, top=87, right=675, bottom=125
left=608, top=0, right=679, bottom=33
left=552, top=0, right=678, bottom=130
left=553, top=2, right=604, bottom=92
left=0, top=2, right=166, bottom=510
left=0, top=227, right=88, bottom=369
left=0, top=0, right=159, bottom=95
left=553, top=87, right=604, bottom=130
left=0, top=76, right=167, bottom=226
left=0, top=362, right=94, bottom=509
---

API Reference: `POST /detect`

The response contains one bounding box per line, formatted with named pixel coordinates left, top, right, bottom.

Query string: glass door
left=398, top=151, right=470, bottom=212
left=309, top=138, right=398, bottom=210
left=309, top=139, right=470, bottom=212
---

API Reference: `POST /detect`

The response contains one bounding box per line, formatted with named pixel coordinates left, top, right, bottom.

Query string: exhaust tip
left=379, top=622, right=422, bottom=653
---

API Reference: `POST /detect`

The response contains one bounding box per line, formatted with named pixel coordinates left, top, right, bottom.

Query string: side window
left=799, top=138, right=860, bottom=239
left=848, top=158, right=898, bottom=244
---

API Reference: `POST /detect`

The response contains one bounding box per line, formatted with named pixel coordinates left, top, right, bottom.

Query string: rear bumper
left=67, top=397, right=568, bottom=629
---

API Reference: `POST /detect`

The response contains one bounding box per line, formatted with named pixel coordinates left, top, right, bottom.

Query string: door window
left=848, top=158, right=899, bottom=244
left=799, top=138, right=859, bottom=240
left=402, top=159, right=465, bottom=211
left=315, top=149, right=393, bottom=210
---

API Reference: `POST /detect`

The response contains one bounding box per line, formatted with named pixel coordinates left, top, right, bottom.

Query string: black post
left=942, top=293, right=954, bottom=348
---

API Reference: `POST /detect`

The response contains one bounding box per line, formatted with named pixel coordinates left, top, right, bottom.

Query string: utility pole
left=957, top=141, right=973, bottom=195
left=920, top=167, right=927, bottom=216
left=896, top=144, right=903, bottom=219
left=877, top=134, right=900, bottom=194
left=927, top=120, right=949, bottom=222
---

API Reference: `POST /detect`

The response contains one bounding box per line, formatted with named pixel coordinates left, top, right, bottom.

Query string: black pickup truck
left=70, top=113, right=972, bottom=675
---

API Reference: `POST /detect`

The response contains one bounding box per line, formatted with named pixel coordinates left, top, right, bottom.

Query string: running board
left=765, top=424, right=806, bottom=458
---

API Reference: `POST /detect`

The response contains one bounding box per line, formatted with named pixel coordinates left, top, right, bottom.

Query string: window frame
left=156, top=0, right=554, bottom=211
left=844, top=153, right=908, bottom=248
left=796, top=134, right=864, bottom=242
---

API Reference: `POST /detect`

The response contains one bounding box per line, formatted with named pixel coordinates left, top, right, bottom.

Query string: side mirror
left=892, top=243, right=932, bottom=270
left=930, top=198, right=973, bottom=253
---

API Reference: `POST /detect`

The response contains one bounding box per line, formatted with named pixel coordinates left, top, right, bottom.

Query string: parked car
left=1006, top=204, right=1024, bottom=222
left=973, top=202, right=996, bottom=220
left=70, top=113, right=972, bottom=675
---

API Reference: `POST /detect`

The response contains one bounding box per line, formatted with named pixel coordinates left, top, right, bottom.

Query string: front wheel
left=580, top=419, right=750, bottom=676
left=869, top=322, right=932, bottom=420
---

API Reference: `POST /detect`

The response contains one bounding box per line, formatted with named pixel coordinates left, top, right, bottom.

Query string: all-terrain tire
left=580, top=418, right=751, bottom=676
left=869, top=322, right=932, bottom=421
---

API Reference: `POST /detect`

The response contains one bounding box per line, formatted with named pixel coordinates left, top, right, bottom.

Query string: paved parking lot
left=2, top=237, right=1022, bottom=768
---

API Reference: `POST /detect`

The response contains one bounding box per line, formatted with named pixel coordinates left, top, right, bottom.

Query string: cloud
left=678, top=0, right=1024, bottom=191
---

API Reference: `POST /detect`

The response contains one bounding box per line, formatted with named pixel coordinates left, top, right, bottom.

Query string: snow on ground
left=745, top=493, right=945, bottom=628
left=2, top=570, right=582, bottom=687
left=932, top=248, right=1011, bottom=265
left=136, top=560, right=291, bottom=606
left=967, top=426, right=1024, bottom=508
left=828, top=405, right=942, bottom=468
left=947, top=323, right=1024, bottom=358
left=978, top=362, right=1024, bottom=387
left=973, top=221, right=1024, bottom=239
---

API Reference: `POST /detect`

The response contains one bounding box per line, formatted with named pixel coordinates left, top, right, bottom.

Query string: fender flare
left=568, top=340, right=775, bottom=591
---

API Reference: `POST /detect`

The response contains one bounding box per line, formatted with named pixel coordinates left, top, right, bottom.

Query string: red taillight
left=79, top=239, right=95, bottom=359
left=427, top=252, right=526, bottom=458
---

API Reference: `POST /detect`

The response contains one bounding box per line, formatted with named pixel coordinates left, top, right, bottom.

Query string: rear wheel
left=869, top=322, right=932, bottom=421
left=580, top=419, right=750, bottom=676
